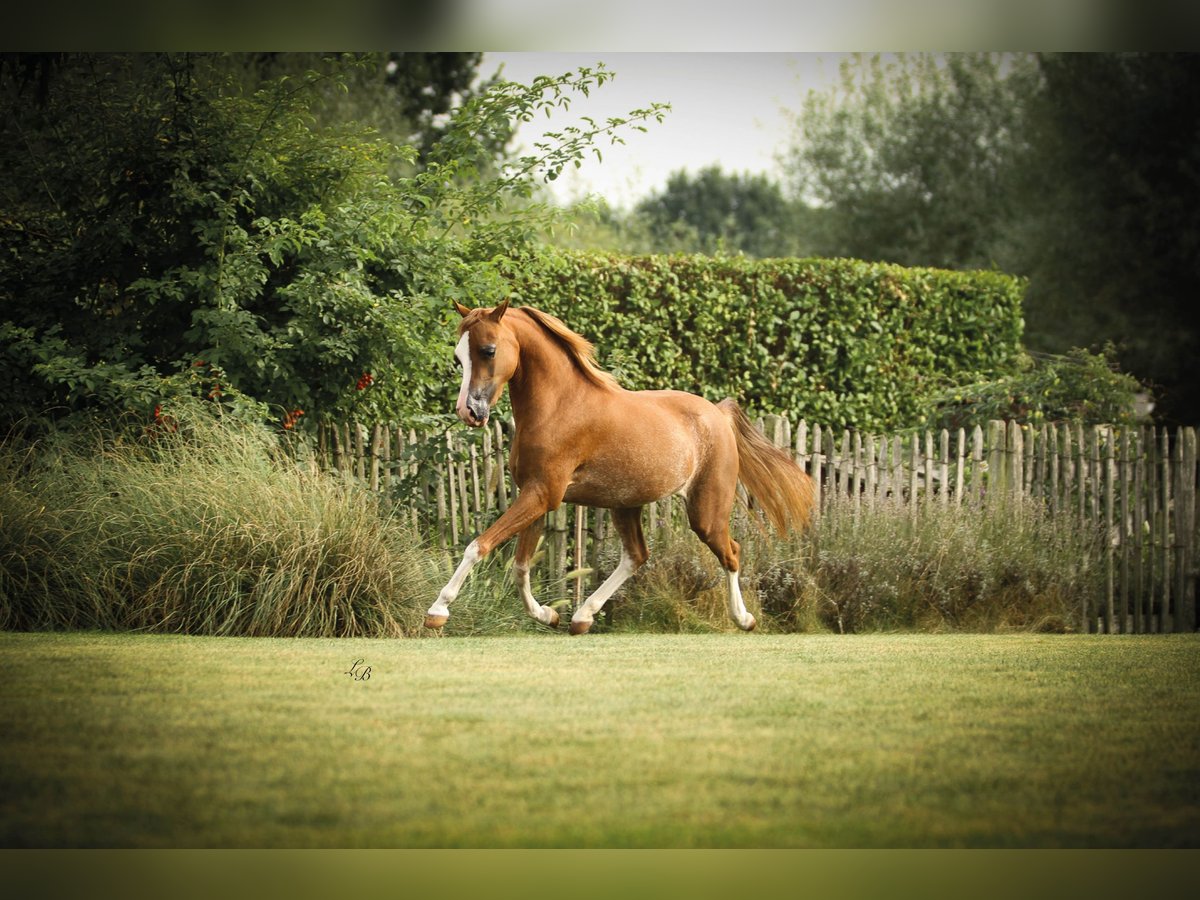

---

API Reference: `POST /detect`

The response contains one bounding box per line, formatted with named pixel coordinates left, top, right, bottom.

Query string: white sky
left=479, top=52, right=848, bottom=209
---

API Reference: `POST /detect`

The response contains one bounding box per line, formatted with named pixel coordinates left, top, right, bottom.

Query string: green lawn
left=1, top=632, right=1197, bottom=848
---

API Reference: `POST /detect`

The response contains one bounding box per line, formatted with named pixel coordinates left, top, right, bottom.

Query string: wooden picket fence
left=315, top=416, right=1199, bottom=634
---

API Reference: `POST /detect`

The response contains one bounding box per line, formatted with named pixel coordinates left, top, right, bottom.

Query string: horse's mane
left=514, top=306, right=620, bottom=393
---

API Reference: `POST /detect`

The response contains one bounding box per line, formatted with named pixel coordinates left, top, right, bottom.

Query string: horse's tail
left=718, top=399, right=815, bottom=536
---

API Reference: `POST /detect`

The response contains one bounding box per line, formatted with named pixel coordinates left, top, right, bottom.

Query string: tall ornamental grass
left=762, top=496, right=1102, bottom=633
left=0, top=414, right=441, bottom=636
left=598, top=494, right=1102, bottom=635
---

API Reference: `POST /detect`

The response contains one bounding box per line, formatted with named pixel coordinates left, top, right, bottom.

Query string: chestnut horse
left=425, top=300, right=815, bottom=635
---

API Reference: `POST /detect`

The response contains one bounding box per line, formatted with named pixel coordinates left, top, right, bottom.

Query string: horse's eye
left=480, top=346, right=496, bottom=359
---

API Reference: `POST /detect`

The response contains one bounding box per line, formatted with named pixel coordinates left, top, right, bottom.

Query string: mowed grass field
left=1, top=631, right=1197, bottom=848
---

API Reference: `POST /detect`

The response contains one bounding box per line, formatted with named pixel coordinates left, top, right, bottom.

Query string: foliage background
left=775, top=52, right=1194, bottom=424
left=1, top=52, right=1155, bottom=438
left=548, top=52, right=1186, bottom=425
left=0, top=53, right=667, bottom=435
left=0, top=52, right=1172, bottom=641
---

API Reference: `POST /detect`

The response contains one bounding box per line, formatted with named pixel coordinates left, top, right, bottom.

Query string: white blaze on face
left=455, top=332, right=472, bottom=418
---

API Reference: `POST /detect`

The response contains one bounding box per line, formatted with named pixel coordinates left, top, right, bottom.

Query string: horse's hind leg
left=685, top=476, right=757, bottom=632
left=514, top=519, right=559, bottom=628
left=569, top=506, right=648, bottom=635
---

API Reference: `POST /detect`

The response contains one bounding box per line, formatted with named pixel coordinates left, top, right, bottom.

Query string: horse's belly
left=563, top=445, right=695, bottom=508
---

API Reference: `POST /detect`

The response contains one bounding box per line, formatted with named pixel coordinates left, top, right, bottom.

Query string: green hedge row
left=504, top=251, right=1025, bottom=431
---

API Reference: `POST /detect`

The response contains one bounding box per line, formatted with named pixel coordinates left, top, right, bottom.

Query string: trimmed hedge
left=504, top=251, right=1025, bottom=431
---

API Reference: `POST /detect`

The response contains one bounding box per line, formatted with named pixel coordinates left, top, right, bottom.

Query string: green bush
left=0, top=55, right=666, bottom=435
left=928, top=345, right=1149, bottom=430
left=501, top=250, right=1025, bottom=431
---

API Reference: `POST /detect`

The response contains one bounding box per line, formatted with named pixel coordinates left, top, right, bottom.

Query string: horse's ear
left=453, top=300, right=471, bottom=318
left=487, top=298, right=510, bottom=323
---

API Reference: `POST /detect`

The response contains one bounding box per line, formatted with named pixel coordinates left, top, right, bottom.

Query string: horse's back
left=634, top=389, right=736, bottom=442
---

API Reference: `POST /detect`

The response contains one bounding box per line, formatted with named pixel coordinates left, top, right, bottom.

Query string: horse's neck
left=507, top=315, right=602, bottom=425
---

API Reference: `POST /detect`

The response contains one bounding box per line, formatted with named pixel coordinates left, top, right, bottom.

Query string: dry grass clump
left=585, top=495, right=1098, bottom=635
left=749, top=496, right=1100, bottom=634
left=0, top=414, right=440, bottom=636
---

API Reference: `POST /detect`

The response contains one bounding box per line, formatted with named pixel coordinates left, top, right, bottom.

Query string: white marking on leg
left=454, top=332, right=472, bottom=420
left=428, top=540, right=480, bottom=621
left=571, top=550, right=637, bottom=629
left=515, top=563, right=558, bottom=626
left=726, top=570, right=756, bottom=631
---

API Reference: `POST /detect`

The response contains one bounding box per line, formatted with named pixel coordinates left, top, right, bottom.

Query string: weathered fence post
left=1119, top=428, right=1130, bottom=634
left=369, top=424, right=383, bottom=493
left=923, top=430, right=935, bottom=502
left=1174, top=427, right=1191, bottom=634
left=954, top=427, right=966, bottom=505
left=938, top=429, right=950, bottom=506
left=1010, top=421, right=1025, bottom=500
left=1184, top=428, right=1198, bottom=632
left=986, top=421, right=1004, bottom=498
left=1161, top=427, right=1173, bottom=632
left=1103, top=425, right=1115, bottom=634
left=492, top=420, right=509, bottom=512
left=573, top=504, right=586, bottom=609
left=1048, top=424, right=1060, bottom=516
left=852, top=431, right=864, bottom=517
left=1133, top=427, right=1145, bottom=633
left=908, top=432, right=920, bottom=521
left=866, top=434, right=878, bottom=510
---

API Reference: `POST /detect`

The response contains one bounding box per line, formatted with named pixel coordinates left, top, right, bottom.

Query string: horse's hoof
left=739, top=615, right=757, bottom=632
left=568, top=619, right=591, bottom=636
left=424, top=614, right=448, bottom=629
left=546, top=608, right=560, bottom=629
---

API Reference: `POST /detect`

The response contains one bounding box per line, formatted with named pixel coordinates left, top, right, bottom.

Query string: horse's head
left=452, top=298, right=519, bottom=428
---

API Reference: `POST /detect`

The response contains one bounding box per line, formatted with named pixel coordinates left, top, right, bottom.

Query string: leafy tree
left=783, top=51, right=1199, bottom=422
left=237, top=52, right=503, bottom=167
left=382, top=52, right=500, bottom=160
left=633, top=165, right=806, bottom=258
left=545, top=168, right=827, bottom=259
left=0, top=53, right=667, bottom=434
left=1014, top=53, right=1200, bottom=424
left=782, top=52, right=1039, bottom=270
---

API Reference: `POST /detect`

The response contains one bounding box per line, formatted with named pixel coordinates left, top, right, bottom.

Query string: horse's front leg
left=424, top=484, right=557, bottom=629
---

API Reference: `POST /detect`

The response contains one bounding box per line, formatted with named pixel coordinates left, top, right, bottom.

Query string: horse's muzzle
left=458, top=395, right=490, bottom=428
